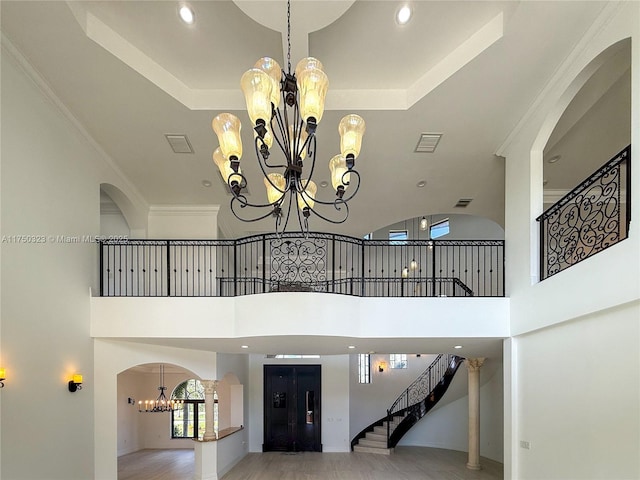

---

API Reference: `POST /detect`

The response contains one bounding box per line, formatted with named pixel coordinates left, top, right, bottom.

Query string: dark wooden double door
left=263, top=365, right=321, bottom=452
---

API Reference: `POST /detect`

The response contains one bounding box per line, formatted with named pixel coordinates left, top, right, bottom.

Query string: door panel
left=263, top=365, right=321, bottom=452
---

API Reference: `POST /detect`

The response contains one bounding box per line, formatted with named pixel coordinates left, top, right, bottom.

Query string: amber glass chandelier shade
left=212, top=113, right=242, bottom=160
left=254, top=57, right=282, bottom=108
left=339, top=114, right=366, bottom=159
left=213, top=147, right=241, bottom=183
left=297, top=179, right=317, bottom=210
left=329, top=155, right=350, bottom=191
left=295, top=57, right=324, bottom=79
left=289, top=124, right=308, bottom=160
left=264, top=173, right=286, bottom=204
left=297, top=66, right=329, bottom=125
left=241, top=68, right=273, bottom=126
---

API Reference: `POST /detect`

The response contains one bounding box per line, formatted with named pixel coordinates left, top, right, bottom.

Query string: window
left=358, top=354, right=370, bottom=384
left=389, top=229, right=408, bottom=245
left=430, top=219, right=450, bottom=239
left=363, top=233, right=372, bottom=240
left=171, top=379, right=209, bottom=439
left=390, top=354, right=407, bottom=369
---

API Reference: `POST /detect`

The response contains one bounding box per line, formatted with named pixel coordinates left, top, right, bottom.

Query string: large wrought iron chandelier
left=138, top=365, right=183, bottom=413
left=212, top=0, right=365, bottom=234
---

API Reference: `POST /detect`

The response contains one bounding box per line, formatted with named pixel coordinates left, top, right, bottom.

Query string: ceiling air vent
left=165, top=134, right=194, bottom=154
left=414, top=133, right=443, bottom=153
left=454, top=198, right=473, bottom=208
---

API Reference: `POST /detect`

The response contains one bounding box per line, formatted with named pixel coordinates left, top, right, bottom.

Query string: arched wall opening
left=531, top=37, right=631, bottom=282
left=541, top=38, right=631, bottom=210
left=117, top=363, right=200, bottom=456
left=370, top=213, right=504, bottom=241
left=94, top=340, right=218, bottom=479
left=100, top=182, right=148, bottom=237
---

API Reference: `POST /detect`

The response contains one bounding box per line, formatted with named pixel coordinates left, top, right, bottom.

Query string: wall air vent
left=454, top=198, right=473, bottom=208
left=165, top=134, right=194, bottom=154
left=414, top=133, right=443, bottom=153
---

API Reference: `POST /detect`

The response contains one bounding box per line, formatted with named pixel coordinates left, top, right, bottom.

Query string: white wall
left=101, top=211, right=131, bottom=237
left=515, top=302, right=639, bottom=479
left=91, top=295, right=509, bottom=341
left=248, top=354, right=350, bottom=453
left=214, top=353, right=250, bottom=478
left=399, top=359, right=504, bottom=463
left=500, top=3, right=640, bottom=479
left=0, top=41, right=145, bottom=480
left=117, top=370, right=142, bottom=455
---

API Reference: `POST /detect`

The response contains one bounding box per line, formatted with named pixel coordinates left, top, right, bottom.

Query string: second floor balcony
left=99, top=234, right=505, bottom=298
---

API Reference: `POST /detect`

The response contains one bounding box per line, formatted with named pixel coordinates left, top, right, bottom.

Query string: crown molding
left=148, top=205, right=221, bottom=217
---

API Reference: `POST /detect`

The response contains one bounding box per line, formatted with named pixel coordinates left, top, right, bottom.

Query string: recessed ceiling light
left=454, top=345, right=463, bottom=349
left=348, top=345, right=356, bottom=349
left=416, top=180, right=426, bottom=188
left=396, top=5, right=412, bottom=25
left=320, top=181, right=329, bottom=188
left=179, top=4, right=195, bottom=25
left=241, top=345, right=249, bottom=349
left=548, top=155, right=561, bottom=164
left=202, top=180, right=212, bottom=187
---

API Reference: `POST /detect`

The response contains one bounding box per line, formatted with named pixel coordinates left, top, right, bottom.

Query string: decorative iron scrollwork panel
left=538, top=146, right=630, bottom=280
left=269, top=237, right=328, bottom=291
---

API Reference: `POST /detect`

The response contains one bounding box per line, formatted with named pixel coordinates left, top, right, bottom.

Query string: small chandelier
left=212, top=0, right=365, bottom=234
left=138, top=365, right=183, bottom=413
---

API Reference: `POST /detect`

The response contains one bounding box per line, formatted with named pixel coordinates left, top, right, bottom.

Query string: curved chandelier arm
left=307, top=198, right=351, bottom=224
left=312, top=169, right=362, bottom=206
left=230, top=195, right=281, bottom=223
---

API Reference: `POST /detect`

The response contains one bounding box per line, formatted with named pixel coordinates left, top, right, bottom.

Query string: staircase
left=351, top=354, right=464, bottom=454
left=353, top=415, right=405, bottom=454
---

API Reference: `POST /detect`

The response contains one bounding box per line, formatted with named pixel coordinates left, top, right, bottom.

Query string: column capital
left=464, top=357, right=486, bottom=372
left=201, top=379, right=218, bottom=395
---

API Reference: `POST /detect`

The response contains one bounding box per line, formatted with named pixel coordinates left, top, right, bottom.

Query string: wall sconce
left=0, top=368, right=5, bottom=388
left=68, top=374, right=83, bottom=392
left=378, top=362, right=386, bottom=373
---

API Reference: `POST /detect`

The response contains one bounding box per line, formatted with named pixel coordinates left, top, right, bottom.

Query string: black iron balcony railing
left=537, top=145, right=631, bottom=280
left=99, top=234, right=504, bottom=297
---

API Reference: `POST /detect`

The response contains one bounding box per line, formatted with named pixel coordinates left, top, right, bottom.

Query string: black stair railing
left=100, top=234, right=504, bottom=298
left=349, top=354, right=463, bottom=451
left=385, top=354, right=463, bottom=448
left=537, top=145, right=631, bottom=280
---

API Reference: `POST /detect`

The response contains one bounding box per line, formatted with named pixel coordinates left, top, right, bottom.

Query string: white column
left=202, top=380, right=218, bottom=441
left=465, top=357, right=485, bottom=470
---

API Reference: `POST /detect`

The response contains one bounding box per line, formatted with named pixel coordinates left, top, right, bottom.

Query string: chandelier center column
left=464, top=357, right=485, bottom=470
left=202, top=380, right=218, bottom=441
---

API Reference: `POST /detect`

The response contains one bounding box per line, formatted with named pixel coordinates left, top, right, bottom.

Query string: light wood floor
left=119, top=447, right=503, bottom=480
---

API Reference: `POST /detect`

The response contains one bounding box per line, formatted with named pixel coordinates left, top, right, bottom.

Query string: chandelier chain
left=287, top=0, right=291, bottom=73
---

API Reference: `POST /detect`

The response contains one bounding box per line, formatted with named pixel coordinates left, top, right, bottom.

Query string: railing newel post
left=99, top=240, right=104, bottom=296
left=233, top=240, right=238, bottom=297
left=361, top=238, right=365, bottom=297
left=166, top=240, right=171, bottom=297
left=262, top=235, right=267, bottom=293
